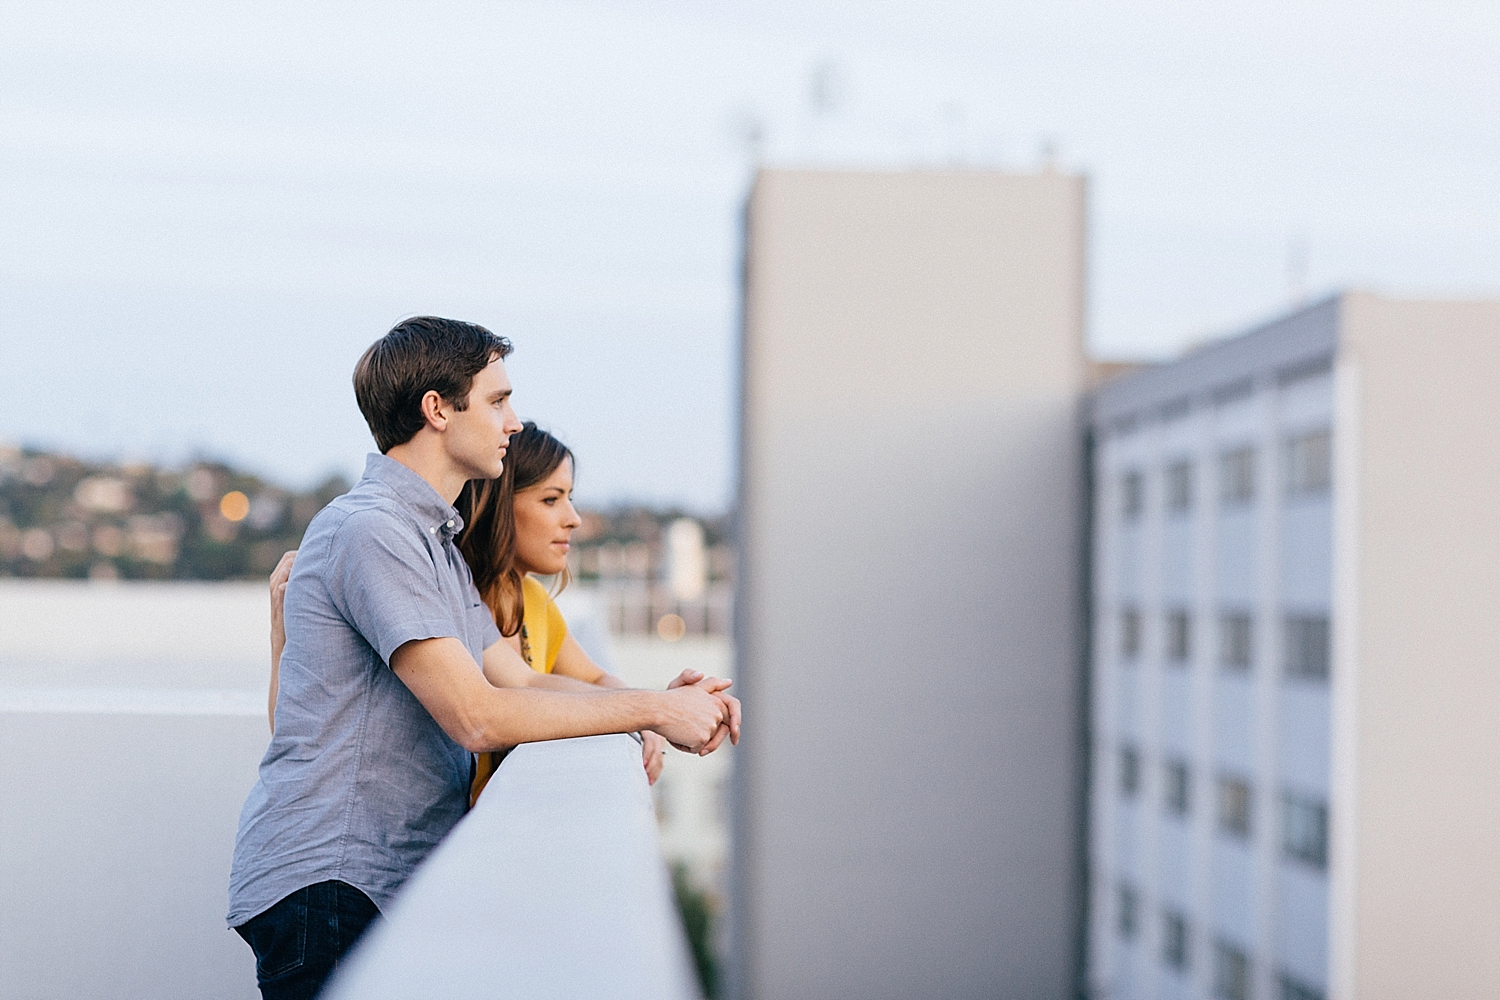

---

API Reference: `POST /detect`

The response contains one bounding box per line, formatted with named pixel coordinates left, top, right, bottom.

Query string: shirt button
left=446, top=519, right=454, bottom=528
left=429, top=526, right=437, bottom=534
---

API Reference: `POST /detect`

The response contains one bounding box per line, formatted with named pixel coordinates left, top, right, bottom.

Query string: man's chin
left=462, top=462, right=504, bottom=482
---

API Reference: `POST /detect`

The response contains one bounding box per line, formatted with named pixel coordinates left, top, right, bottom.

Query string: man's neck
left=384, top=438, right=468, bottom=505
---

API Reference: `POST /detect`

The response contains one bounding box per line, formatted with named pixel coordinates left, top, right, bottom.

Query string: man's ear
left=418, top=390, right=449, bottom=433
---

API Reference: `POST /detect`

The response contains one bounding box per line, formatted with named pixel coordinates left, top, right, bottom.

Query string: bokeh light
left=219, top=491, right=250, bottom=522
left=656, top=613, right=686, bottom=642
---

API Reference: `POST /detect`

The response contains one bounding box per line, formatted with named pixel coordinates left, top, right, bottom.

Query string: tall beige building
left=733, top=169, right=1090, bottom=999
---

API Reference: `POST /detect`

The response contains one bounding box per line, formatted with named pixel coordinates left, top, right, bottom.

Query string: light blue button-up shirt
left=228, top=454, right=501, bottom=926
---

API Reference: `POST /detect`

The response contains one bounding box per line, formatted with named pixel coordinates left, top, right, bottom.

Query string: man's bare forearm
left=392, top=636, right=727, bottom=754
left=462, top=686, right=664, bottom=752
left=523, top=670, right=607, bottom=694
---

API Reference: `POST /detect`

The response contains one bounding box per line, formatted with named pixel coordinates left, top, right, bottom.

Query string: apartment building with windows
left=1086, top=294, right=1500, bottom=1000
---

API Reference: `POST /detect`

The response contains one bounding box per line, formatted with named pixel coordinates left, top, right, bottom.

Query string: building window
left=1166, top=460, right=1193, bottom=513
left=1282, top=791, right=1329, bottom=870
left=1218, top=777, right=1252, bottom=838
left=1219, top=612, right=1253, bottom=671
left=1213, top=941, right=1251, bottom=1000
left=1120, top=745, right=1141, bottom=798
left=1284, top=429, right=1332, bottom=497
left=1280, top=972, right=1326, bottom=1000
left=1284, top=614, right=1330, bottom=680
left=1121, top=607, right=1142, bottom=661
left=1122, top=470, right=1144, bottom=521
left=1161, top=910, right=1190, bottom=971
left=1219, top=446, right=1256, bottom=505
left=1164, top=759, right=1191, bottom=817
left=1117, top=883, right=1140, bottom=940
left=1165, top=609, right=1192, bottom=665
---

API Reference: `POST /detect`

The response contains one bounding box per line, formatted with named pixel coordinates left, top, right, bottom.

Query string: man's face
left=445, top=356, right=522, bottom=481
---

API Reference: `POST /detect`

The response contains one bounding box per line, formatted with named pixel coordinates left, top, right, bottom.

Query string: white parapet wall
left=324, top=734, right=701, bottom=1000
left=0, top=580, right=717, bottom=1000
left=0, top=581, right=269, bottom=1000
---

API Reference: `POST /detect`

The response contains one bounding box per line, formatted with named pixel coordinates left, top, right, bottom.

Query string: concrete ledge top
left=324, top=733, right=700, bottom=1000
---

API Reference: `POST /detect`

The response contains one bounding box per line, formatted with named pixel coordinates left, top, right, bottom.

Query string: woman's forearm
left=267, top=549, right=297, bottom=736
left=269, top=641, right=283, bottom=733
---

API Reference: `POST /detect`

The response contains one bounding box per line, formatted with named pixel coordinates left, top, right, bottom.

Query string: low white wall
left=0, top=704, right=266, bottom=1000
left=0, top=581, right=271, bottom=1000
left=0, top=581, right=717, bottom=1000
left=324, top=735, right=700, bottom=1000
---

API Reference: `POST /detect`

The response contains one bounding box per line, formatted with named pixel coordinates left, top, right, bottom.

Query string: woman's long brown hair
left=455, top=422, right=574, bottom=637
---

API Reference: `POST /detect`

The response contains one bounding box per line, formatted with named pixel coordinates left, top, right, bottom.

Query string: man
left=228, top=317, right=739, bottom=999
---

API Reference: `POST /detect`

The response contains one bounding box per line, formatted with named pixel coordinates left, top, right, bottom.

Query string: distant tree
left=672, top=862, right=719, bottom=999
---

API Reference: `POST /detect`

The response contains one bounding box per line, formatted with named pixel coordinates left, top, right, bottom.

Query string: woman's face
left=512, top=457, right=580, bottom=577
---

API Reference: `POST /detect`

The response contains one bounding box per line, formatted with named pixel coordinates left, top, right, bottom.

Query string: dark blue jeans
left=233, top=880, right=381, bottom=1000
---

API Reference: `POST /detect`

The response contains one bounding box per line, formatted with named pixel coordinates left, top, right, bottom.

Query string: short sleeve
left=544, top=593, right=568, bottom=671
left=474, top=598, right=502, bottom=651
left=324, top=509, right=467, bottom=665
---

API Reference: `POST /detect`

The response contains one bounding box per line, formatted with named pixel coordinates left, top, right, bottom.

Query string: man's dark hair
left=353, top=316, right=512, bottom=453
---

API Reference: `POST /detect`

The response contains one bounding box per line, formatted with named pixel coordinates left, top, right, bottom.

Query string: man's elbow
left=437, top=705, right=494, bottom=753
left=452, top=712, right=519, bottom=753
left=456, top=730, right=489, bottom=754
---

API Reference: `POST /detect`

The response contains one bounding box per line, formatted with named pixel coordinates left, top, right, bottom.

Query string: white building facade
left=1087, top=294, right=1500, bottom=1000
left=1089, top=300, right=1338, bottom=1000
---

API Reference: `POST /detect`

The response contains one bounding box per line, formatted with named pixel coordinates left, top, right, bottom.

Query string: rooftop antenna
left=804, top=58, right=842, bottom=160
left=729, top=109, right=767, bottom=169
left=809, top=59, right=842, bottom=116
left=1038, top=136, right=1059, bottom=174
left=1287, top=234, right=1309, bottom=307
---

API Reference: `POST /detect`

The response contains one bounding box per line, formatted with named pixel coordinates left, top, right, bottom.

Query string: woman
left=457, top=422, right=671, bottom=798
left=267, top=423, right=688, bottom=793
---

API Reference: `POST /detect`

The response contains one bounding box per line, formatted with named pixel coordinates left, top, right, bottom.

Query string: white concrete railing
left=323, top=734, right=702, bottom=1000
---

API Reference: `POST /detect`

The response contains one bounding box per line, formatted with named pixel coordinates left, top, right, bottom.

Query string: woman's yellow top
left=469, top=576, right=568, bottom=806
left=519, top=575, right=567, bottom=674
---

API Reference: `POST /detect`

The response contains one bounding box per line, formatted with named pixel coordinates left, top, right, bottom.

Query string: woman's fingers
left=699, top=723, right=731, bottom=756
left=721, top=692, right=742, bottom=745
left=642, top=732, right=666, bottom=785
left=270, top=550, right=298, bottom=633
left=689, top=685, right=742, bottom=754
left=269, top=550, right=297, bottom=592
left=666, top=669, right=705, bottom=689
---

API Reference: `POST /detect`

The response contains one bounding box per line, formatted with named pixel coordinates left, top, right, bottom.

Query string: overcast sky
left=2, top=1, right=1495, bottom=509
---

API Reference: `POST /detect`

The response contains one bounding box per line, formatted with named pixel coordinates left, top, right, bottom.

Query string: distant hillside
left=0, top=445, right=728, bottom=584
left=0, top=446, right=348, bottom=581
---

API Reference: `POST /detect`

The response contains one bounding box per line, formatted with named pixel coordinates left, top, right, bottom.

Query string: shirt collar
left=361, top=453, right=466, bottom=538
